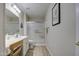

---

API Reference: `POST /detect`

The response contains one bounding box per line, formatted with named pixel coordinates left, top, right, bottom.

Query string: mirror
left=5, top=6, right=19, bottom=35
left=5, top=4, right=20, bottom=55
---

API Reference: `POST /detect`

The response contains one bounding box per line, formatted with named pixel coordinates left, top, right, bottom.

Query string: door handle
left=75, top=41, right=79, bottom=46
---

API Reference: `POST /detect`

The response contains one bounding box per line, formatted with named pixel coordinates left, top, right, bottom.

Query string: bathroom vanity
left=5, top=35, right=29, bottom=56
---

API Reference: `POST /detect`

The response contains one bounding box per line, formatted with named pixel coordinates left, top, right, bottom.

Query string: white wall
left=75, top=3, right=79, bottom=56
left=23, top=14, right=27, bottom=35
left=0, top=3, right=5, bottom=56
left=45, top=3, right=76, bottom=56
left=19, top=13, right=29, bottom=55
left=23, top=14, right=29, bottom=55
left=19, top=13, right=24, bottom=35
left=19, top=13, right=28, bottom=35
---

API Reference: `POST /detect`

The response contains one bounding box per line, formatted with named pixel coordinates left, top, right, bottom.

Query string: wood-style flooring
left=26, top=46, right=50, bottom=56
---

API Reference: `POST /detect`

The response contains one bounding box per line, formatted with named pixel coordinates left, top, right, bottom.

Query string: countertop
left=5, top=35, right=28, bottom=48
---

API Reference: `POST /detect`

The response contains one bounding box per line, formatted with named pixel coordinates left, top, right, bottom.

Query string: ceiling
left=16, top=3, right=50, bottom=19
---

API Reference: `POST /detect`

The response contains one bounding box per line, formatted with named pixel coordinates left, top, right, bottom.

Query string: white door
left=75, top=3, right=79, bottom=56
